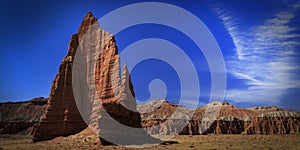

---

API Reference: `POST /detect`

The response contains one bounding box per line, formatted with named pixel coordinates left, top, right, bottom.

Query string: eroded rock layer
left=139, top=100, right=300, bottom=135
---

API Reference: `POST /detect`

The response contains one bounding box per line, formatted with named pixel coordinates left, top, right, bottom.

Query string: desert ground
left=0, top=134, right=299, bottom=150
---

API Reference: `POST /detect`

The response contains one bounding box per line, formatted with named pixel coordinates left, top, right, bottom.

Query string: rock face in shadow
left=72, top=14, right=159, bottom=145
left=0, top=97, right=47, bottom=134
left=139, top=100, right=300, bottom=135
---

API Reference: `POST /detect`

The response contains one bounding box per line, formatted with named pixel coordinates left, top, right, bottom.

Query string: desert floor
left=0, top=134, right=299, bottom=150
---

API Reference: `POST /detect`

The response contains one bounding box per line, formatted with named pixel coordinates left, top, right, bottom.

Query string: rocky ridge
left=140, top=100, right=300, bottom=135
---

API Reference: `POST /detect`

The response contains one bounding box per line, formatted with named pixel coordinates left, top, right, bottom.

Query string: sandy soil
left=0, top=134, right=299, bottom=150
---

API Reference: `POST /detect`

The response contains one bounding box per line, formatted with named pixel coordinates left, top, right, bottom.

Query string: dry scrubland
left=0, top=134, right=299, bottom=150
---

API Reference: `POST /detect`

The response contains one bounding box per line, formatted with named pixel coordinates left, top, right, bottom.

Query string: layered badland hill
left=139, top=100, right=300, bottom=135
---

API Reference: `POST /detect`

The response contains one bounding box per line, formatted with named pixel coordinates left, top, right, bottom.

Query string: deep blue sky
left=1, top=0, right=300, bottom=111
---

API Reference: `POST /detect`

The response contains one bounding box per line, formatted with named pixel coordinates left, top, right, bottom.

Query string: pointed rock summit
left=33, top=12, right=159, bottom=145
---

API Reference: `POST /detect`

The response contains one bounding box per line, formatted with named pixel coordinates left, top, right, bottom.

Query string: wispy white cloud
left=213, top=2, right=300, bottom=105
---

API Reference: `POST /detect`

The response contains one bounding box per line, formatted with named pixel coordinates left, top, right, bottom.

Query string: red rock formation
left=33, top=12, right=159, bottom=145
left=33, top=12, right=97, bottom=141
